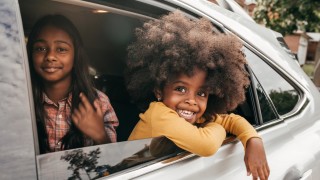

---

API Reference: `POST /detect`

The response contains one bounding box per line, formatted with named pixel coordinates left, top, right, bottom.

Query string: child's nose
left=45, top=49, right=56, bottom=61
left=185, top=99, right=197, bottom=106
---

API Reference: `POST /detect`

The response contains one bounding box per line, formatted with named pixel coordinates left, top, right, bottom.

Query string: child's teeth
left=178, top=110, right=194, bottom=118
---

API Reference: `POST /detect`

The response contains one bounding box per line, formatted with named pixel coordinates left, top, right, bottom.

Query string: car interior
left=19, top=0, right=257, bottom=144
left=20, top=0, right=149, bottom=142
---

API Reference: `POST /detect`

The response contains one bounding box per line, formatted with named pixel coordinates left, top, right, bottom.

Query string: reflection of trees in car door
left=61, top=136, right=182, bottom=179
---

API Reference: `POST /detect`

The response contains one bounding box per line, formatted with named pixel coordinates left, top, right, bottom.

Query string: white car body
left=1, top=0, right=320, bottom=179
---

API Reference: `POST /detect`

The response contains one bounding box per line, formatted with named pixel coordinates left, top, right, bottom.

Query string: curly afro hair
left=125, top=11, right=250, bottom=117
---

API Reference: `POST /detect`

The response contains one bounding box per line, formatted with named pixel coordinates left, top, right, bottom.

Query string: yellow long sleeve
left=213, top=114, right=260, bottom=148
left=128, top=102, right=259, bottom=156
left=129, top=102, right=226, bottom=156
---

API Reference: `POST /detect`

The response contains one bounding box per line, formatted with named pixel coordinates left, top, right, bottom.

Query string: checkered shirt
left=43, top=90, right=119, bottom=152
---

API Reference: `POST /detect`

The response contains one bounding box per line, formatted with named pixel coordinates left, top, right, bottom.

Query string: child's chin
left=184, top=118, right=196, bottom=124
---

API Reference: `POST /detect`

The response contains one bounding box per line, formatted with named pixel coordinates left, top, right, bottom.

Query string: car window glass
left=245, top=48, right=300, bottom=117
left=37, top=137, right=182, bottom=179
left=250, top=71, right=278, bottom=123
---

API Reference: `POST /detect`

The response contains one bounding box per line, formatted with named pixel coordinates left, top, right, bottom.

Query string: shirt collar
left=42, top=92, right=73, bottom=106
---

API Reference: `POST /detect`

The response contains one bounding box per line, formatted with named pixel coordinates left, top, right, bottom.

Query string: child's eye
left=197, top=91, right=207, bottom=97
left=175, top=86, right=186, bottom=93
left=56, top=47, right=68, bottom=53
left=33, top=46, right=47, bottom=52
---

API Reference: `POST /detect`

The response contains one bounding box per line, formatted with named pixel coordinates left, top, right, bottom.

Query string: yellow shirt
left=128, top=102, right=259, bottom=157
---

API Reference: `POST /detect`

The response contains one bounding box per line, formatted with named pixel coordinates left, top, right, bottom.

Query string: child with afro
left=125, top=11, right=269, bottom=179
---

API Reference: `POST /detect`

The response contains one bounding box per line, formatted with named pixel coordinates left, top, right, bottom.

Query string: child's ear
left=154, top=89, right=162, bottom=101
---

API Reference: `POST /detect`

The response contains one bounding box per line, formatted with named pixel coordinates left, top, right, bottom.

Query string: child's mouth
left=42, top=67, right=61, bottom=73
left=177, top=109, right=195, bottom=121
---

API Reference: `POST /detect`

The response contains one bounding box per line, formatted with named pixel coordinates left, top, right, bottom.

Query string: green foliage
left=254, top=0, right=320, bottom=35
left=269, top=89, right=299, bottom=115
left=256, top=86, right=299, bottom=122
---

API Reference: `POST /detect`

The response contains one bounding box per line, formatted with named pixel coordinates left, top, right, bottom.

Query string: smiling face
left=156, top=68, right=209, bottom=124
left=32, top=25, right=74, bottom=86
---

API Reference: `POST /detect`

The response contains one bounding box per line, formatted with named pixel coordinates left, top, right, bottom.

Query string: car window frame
left=241, top=43, right=309, bottom=129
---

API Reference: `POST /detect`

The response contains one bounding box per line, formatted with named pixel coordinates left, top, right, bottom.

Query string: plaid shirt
left=43, top=90, right=119, bottom=152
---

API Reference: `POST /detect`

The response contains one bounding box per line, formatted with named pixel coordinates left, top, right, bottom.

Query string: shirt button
left=58, top=114, right=62, bottom=119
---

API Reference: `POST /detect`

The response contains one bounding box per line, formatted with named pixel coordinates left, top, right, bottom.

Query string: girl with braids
left=27, top=14, right=118, bottom=153
left=126, top=11, right=269, bottom=179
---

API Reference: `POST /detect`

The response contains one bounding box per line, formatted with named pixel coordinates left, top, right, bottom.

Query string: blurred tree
left=254, top=0, right=320, bottom=35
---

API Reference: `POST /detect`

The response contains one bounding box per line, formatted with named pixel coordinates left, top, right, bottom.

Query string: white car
left=1, top=0, right=320, bottom=179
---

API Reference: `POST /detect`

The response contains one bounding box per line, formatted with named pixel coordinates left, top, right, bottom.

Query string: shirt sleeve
left=97, top=90, right=119, bottom=143
left=214, top=113, right=260, bottom=149
left=150, top=103, right=227, bottom=157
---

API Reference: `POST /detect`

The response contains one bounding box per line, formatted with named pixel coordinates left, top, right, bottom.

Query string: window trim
left=246, top=65, right=265, bottom=125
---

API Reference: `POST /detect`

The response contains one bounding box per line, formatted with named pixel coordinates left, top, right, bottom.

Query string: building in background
left=307, top=33, right=320, bottom=63
left=235, top=0, right=257, bottom=17
left=307, top=33, right=320, bottom=86
left=284, top=32, right=311, bottom=66
left=208, top=0, right=255, bottom=21
left=245, top=0, right=257, bottom=17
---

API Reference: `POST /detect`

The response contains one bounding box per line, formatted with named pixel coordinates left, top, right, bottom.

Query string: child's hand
left=244, top=137, right=270, bottom=180
left=71, top=92, right=111, bottom=144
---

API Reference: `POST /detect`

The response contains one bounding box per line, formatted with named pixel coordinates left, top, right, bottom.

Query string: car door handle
left=300, top=169, right=312, bottom=180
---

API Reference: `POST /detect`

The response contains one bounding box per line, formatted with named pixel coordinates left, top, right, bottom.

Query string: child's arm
left=213, top=113, right=259, bottom=147
left=245, top=138, right=270, bottom=180
left=129, top=102, right=227, bottom=156
left=71, top=93, right=112, bottom=144
left=96, top=90, right=119, bottom=143
left=214, top=114, right=269, bottom=179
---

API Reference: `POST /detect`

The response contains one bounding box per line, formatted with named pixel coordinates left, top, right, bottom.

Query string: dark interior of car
left=19, top=0, right=257, bottom=142
left=19, top=0, right=148, bottom=141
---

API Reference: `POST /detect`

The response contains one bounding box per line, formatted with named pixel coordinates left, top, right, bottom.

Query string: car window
left=20, top=0, right=147, bottom=144
left=19, top=0, right=264, bottom=178
left=250, top=67, right=278, bottom=123
left=36, top=136, right=183, bottom=179
left=245, top=48, right=300, bottom=120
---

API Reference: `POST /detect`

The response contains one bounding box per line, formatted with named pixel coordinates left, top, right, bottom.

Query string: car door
left=0, top=0, right=38, bottom=179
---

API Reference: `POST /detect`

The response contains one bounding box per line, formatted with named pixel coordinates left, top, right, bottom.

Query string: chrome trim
left=256, top=119, right=284, bottom=131
left=104, top=152, right=197, bottom=179
left=104, top=137, right=237, bottom=179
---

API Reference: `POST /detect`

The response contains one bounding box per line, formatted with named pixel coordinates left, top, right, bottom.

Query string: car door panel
left=0, top=0, right=38, bottom=179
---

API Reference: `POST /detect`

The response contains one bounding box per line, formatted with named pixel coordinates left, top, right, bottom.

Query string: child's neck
left=44, top=81, right=71, bottom=104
